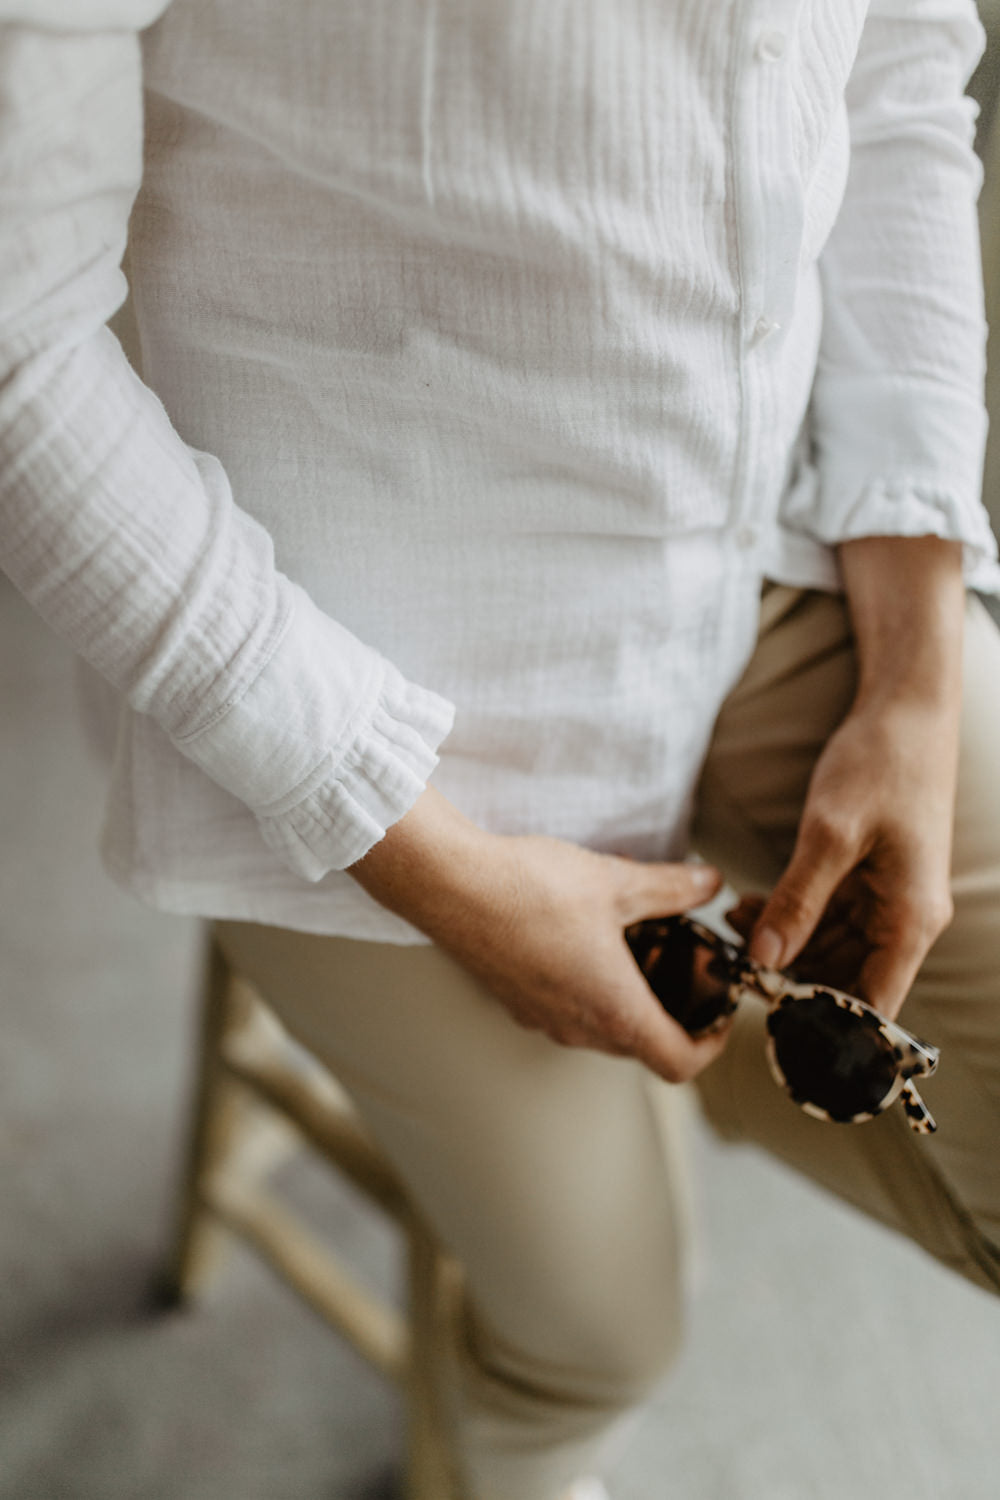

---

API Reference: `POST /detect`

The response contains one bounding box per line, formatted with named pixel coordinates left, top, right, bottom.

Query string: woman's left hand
left=744, top=535, right=965, bottom=1021
left=743, top=696, right=958, bottom=1019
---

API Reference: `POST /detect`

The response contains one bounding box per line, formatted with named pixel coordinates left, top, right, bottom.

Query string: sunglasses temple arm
left=900, top=1080, right=937, bottom=1135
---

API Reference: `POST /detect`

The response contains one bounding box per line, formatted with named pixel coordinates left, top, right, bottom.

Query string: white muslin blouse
left=1, top=0, right=998, bottom=940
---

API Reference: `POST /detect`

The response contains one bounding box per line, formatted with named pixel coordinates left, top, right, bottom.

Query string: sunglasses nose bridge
left=738, top=961, right=792, bottom=1006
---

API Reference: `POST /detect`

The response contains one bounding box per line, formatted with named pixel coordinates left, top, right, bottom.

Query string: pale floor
left=2, top=574, right=1000, bottom=1500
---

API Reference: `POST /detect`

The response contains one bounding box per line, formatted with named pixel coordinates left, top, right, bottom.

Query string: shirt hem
left=101, top=848, right=434, bottom=944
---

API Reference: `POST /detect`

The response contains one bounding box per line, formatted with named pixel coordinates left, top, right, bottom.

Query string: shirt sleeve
left=779, top=0, right=1000, bottom=582
left=0, top=6, right=455, bottom=883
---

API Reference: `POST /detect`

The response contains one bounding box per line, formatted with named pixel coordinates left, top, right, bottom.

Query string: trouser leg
left=213, top=922, right=694, bottom=1500
left=692, top=586, right=1000, bottom=1294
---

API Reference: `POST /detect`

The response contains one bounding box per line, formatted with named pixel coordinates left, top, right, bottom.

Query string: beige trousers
left=215, top=587, right=1000, bottom=1500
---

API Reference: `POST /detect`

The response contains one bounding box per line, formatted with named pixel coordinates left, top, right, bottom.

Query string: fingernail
left=751, top=925, right=784, bottom=969
left=690, top=864, right=719, bottom=893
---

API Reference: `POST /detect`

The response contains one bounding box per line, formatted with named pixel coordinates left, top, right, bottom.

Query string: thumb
left=616, top=858, right=722, bottom=925
left=750, top=826, right=855, bottom=971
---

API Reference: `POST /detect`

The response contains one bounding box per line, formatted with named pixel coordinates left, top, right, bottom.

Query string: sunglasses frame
left=626, top=914, right=940, bottom=1134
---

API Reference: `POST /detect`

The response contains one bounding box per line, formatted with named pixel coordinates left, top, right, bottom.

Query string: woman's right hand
left=349, top=786, right=731, bottom=1083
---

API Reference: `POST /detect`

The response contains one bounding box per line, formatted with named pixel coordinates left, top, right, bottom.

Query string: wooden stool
left=161, top=933, right=465, bottom=1500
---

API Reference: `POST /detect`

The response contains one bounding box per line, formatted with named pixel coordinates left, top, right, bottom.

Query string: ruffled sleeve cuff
left=173, top=579, right=455, bottom=883
left=253, top=663, right=455, bottom=881
left=770, top=473, right=1000, bottom=596
left=777, top=372, right=1000, bottom=594
left=830, top=475, right=999, bottom=584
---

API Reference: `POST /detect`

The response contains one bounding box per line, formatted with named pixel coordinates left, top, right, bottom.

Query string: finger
left=854, top=941, right=926, bottom=1021
left=724, top=894, right=766, bottom=940
left=626, top=988, right=734, bottom=1083
left=792, top=928, right=867, bottom=990
left=790, top=906, right=862, bottom=967
left=749, top=822, right=859, bottom=970
left=852, top=890, right=951, bottom=1018
left=615, top=858, right=722, bottom=924
left=613, top=934, right=734, bottom=1083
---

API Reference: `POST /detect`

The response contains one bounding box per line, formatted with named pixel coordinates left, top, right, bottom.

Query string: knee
left=572, top=1292, right=685, bottom=1409
left=464, top=1267, right=685, bottom=1416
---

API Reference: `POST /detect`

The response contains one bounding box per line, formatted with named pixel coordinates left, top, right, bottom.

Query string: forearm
left=839, top=535, right=965, bottom=713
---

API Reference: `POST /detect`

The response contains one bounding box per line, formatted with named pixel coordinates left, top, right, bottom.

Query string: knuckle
left=604, top=1010, right=639, bottom=1055
left=807, top=811, right=856, bottom=861
left=546, top=1020, right=585, bottom=1047
left=926, top=892, right=955, bottom=937
left=887, top=890, right=952, bottom=948
left=655, top=1056, right=686, bottom=1085
left=768, top=884, right=818, bottom=932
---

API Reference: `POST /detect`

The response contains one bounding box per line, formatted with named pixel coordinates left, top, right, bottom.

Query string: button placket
left=736, top=4, right=802, bottom=352
left=728, top=1, right=803, bottom=547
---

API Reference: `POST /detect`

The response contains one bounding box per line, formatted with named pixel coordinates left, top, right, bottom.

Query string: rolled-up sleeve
left=780, top=0, right=1000, bottom=586
left=0, top=4, right=454, bottom=882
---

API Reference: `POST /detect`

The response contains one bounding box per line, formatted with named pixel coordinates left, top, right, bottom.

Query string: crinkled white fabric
left=1, top=0, right=997, bottom=940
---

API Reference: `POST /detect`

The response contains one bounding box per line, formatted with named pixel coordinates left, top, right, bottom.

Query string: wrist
left=348, top=785, right=500, bottom=936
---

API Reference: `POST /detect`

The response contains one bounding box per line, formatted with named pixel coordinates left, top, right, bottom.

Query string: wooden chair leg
left=406, top=1215, right=465, bottom=1500
left=159, top=937, right=247, bottom=1303
left=160, top=937, right=468, bottom=1494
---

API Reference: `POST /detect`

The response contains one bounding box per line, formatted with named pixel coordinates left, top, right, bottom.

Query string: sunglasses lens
left=626, top=919, right=736, bottom=1036
left=766, top=990, right=898, bottom=1120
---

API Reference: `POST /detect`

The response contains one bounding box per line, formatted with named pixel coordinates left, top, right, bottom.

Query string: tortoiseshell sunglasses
left=625, top=914, right=940, bottom=1134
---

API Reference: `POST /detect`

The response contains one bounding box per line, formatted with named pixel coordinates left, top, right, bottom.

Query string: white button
left=735, top=525, right=758, bottom=550
left=751, top=316, right=781, bottom=345
left=755, top=29, right=787, bottom=63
